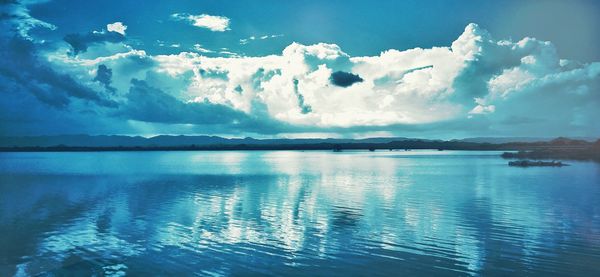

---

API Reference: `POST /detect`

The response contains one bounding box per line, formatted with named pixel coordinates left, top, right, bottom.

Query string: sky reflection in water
left=1, top=151, right=599, bottom=276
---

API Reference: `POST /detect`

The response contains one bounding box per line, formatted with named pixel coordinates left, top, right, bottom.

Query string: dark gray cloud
left=94, top=64, right=112, bottom=85
left=0, top=2, right=294, bottom=136
left=292, top=79, right=312, bottom=114
left=122, top=79, right=252, bottom=125
left=0, top=35, right=117, bottom=108
left=118, top=79, right=299, bottom=135
left=94, top=64, right=116, bottom=93
left=1, top=0, right=56, bottom=39
left=64, top=31, right=124, bottom=55
left=0, top=2, right=120, bottom=135
left=330, top=71, right=363, bottom=87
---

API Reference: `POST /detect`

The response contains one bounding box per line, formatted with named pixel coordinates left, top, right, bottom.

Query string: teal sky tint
left=1, top=0, right=600, bottom=138
left=29, top=0, right=600, bottom=60
left=1, top=150, right=600, bottom=275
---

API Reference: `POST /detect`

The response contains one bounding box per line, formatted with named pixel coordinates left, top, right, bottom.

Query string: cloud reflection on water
left=0, top=151, right=599, bottom=276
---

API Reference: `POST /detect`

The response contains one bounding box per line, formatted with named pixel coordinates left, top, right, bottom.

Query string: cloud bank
left=1, top=1, right=599, bottom=137
left=142, top=26, right=599, bottom=136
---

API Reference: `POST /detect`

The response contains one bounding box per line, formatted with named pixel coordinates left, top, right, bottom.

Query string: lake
left=1, top=150, right=599, bottom=276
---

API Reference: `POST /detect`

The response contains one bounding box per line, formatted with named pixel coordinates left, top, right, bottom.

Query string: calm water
left=0, top=150, right=599, bottom=276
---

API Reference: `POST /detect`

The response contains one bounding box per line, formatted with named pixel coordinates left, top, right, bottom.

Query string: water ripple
left=1, top=151, right=599, bottom=276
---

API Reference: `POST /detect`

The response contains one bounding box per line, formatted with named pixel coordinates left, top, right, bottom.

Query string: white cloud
left=240, top=34, right=283, bottom=45
left=47, top=23, right=600, bottom=135
left=193, top=44, right=214, bottom=53
left=148, top=23, right=599, bottom=131
left=218, top=50, right=240, bottom=58
left=107, top=22, right=127, bottom=35
left=171, top=13, right=230, bottom=32
left=469, top=98, right=495, bottom=115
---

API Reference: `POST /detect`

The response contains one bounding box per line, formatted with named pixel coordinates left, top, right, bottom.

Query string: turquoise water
left=0, top=150, right=599, bottom=276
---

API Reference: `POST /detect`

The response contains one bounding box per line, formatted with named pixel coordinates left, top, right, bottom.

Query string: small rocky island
left=508, top=160, right=567, bottom=167
left=501, top=138, right=600, bottom=163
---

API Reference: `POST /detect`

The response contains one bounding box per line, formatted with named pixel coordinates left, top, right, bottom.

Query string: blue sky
left=1, top=0, right=599, bottom=138
left=27, top=0, right=600, bottom=60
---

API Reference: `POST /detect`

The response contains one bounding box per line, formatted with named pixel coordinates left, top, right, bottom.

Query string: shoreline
left=0, top=144, right=523, bottom=153
left=1, top=138, right=597, bottom=162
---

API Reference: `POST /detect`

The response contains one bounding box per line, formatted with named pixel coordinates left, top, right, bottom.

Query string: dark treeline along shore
left=0, top=135, right=599, bottom=162
left=501, top=143, right=600, bottom=162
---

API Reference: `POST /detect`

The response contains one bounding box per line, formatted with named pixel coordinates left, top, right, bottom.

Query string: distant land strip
left=1, top=137, right=599, bottom=161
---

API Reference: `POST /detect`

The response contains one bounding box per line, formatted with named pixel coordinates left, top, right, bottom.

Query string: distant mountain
left=0, top=135, right=416, bottom=148
left=459, top=137, right=596, bottom=144
left=2, top=135, right=599, bottom=156
left=0, top=135, right=597, bottom=149
left=0, top=135, right=149, bottom=147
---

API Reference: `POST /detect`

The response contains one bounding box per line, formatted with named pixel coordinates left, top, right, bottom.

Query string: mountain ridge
left=0, top=134, right=596, bottom=148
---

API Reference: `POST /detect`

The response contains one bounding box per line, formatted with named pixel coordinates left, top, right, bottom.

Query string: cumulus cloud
left=171, top=13, right=230, bottom=32
left=151, top=41, right=458, bottom=127
left=106, top=22, right=127, bottom=35
left=468, top=98, right=495, bottom=115
left=144, top=23, right=599, bottom=136
left=3, top=2, right=599, bottom=138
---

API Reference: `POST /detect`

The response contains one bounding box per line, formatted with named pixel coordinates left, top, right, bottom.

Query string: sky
left=1, top=0, right=599, bottom=139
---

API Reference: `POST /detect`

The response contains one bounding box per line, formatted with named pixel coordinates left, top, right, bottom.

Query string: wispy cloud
left=1, top=0, right=57, bottom=40
left=155, top=40, right=184, bottom=49
left=218, top=49, right=240, bottom=57
left=171, top=13, right=230, bottom=32
left=239, top=34, right=283, bottom=45
left=193, top=44, right=214, bottom=53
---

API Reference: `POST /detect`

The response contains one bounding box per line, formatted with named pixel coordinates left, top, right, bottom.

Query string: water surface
left=1, top=150, right=599, bottom=276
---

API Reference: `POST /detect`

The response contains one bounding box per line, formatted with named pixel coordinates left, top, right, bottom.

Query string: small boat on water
left=508, top=160, right=567, bottom=167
